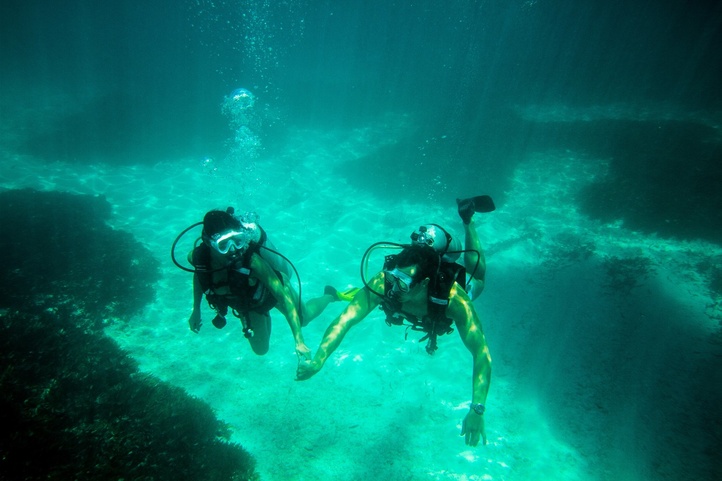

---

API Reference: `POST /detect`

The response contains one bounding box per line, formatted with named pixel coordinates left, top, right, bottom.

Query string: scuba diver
left=296, top=195, right=495, bottom=447
left=171, top=207, right=356, bottom=361
left=410, top=194, right=494, bottom=301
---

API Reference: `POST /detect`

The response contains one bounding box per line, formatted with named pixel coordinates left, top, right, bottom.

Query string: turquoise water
left=2, top=1, right=722, bottom=480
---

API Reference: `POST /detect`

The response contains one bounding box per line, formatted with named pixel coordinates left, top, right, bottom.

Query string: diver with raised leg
left=405, top=194, right=495, bottom=301
left=456, top=194, right=495, bottom=298
left=297, top=195, right=495, bottom=447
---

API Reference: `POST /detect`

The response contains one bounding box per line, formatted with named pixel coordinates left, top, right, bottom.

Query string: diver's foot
left=457, top=198, right=475, bottom=225
left=324, top=285, right=360, bottom=302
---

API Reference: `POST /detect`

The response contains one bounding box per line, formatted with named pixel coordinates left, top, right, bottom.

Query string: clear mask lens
left=211, top=230, right=248, bottom=254
left=385, top=268, right=414, bottom=294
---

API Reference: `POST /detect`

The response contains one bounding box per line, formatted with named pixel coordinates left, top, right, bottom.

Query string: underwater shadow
left=573, top=119, right=722, bottom=244
left=489, top=245, right=722, bottom=481
left=16, top=90, right=227, bottom=165
left=512, top=117, right=722, bottom=245
left=332, top=110, right=722, bottom=245
left=330, top=119, right=518, bottom=206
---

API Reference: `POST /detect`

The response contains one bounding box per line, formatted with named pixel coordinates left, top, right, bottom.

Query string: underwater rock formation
left=0, top=189, right=258, bottom=481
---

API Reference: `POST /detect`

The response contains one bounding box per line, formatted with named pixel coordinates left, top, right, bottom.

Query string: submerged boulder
left=0, top=189, right=258, bottom=481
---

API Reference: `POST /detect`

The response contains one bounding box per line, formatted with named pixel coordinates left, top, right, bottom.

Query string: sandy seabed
left=2, top=110, right=720, bottom=481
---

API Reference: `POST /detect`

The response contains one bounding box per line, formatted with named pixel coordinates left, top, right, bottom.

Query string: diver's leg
left=246, top=312, right=271, bottom=355
left=463, top=219, right=486, bottom=289
left=293, top=285, right=334, bottom=326
left=301, top=286, right=360, bottom=324
left=280, top=273, right=336, bottom=326
left=301, top=295, right=335, bottom=325
left=457, top=195, right=495, bottom=299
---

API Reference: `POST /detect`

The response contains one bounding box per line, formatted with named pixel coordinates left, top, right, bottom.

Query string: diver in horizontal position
left=172, top=207, right=356, bottom=360
left=297, top=195, right=495, bottom=446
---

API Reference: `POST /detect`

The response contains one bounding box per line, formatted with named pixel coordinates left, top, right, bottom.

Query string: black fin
left=324, top=285, right=339, bottom=300
left=456, top=195, right=495, bottom=224
left=470, top=195, right=495, bottom=213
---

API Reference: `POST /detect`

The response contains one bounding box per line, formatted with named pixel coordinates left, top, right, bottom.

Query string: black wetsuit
left=192, top=243, right=281, bottom=319
left=381, top=259, right=466, bottom=354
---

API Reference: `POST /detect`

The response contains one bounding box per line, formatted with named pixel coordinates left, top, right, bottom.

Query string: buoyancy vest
left=192, top=239, right=281, bottom=318
left=381, top=254, right=466, bottom=354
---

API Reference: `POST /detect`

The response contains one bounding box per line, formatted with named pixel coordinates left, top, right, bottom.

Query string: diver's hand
left=295, top=342, right=312, bottom=362
left=460, top=410, right=487, bottom=446
left=296, top=358, right=322, bottom=381
left=188, top=310, right=202, bottom=333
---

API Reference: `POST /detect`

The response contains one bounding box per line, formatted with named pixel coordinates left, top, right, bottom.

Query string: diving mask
left=384, top=268, right=415, bottom=295
left=208, top=229, right=250, bottom=255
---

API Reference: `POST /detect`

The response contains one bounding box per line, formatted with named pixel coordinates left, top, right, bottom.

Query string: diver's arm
left=296, top=273, right=384, bottom=380
left=188, top=274, right=203, bottom=332
left=449, top=284, right=492, bottom=446
left=250, top=253, right=306, bottom=350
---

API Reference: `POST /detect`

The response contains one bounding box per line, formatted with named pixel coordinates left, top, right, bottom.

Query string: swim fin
left=456, top=195, right=496, bottom=224
left=324, top=286, right=360, bottom=302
